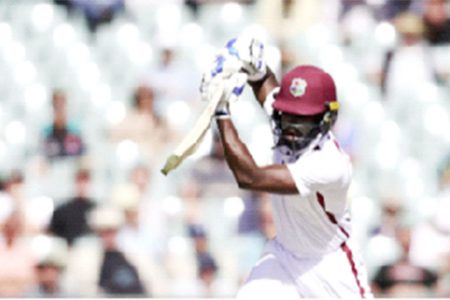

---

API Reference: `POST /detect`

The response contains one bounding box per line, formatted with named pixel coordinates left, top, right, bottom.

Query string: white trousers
left=236, top=238, right=372, bottom=299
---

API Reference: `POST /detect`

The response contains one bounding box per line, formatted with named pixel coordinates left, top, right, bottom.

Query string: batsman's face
left=274, top=111, right=322, bottom=152
left=279, top=113, right=319, bottom=142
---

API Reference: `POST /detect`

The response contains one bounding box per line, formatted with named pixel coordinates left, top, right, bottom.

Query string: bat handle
left=161, top=155, right=181, bottom=176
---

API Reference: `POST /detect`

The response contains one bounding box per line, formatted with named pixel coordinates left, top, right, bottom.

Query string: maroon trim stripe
left=333, top=139, right=342, bottom=151
left=316, top=192, right=365, bottom=298
left=341, top=242, right=366, bottom=298
left=316, top=193, right=349, bottom=239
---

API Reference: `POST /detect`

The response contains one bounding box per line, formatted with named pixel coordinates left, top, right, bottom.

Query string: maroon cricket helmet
left=273, top=65, right=338, bottom=116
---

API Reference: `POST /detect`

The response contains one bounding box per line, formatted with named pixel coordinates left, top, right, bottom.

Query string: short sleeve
left=286, top=151, right=349, bottom=197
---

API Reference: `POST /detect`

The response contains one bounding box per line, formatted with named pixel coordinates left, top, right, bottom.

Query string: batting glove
left=214, top=72, right=248, bottom=118
left=225, top=35, right=267, bottom=82
left=200, top=49, right=243, bottom=102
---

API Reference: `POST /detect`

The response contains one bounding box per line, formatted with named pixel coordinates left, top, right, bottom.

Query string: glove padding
left=200, top=49, right=246, bottom=105
left=214, top=72, right=248, bottom=115
left=225, top=35, right=267, bottom=82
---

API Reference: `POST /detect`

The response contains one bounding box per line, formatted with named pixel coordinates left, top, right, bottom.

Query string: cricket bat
left=161, top=83, right=225, bottom=176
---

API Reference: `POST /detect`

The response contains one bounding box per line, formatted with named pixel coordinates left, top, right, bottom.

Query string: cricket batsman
left=200, top=36, right=373, bottom=298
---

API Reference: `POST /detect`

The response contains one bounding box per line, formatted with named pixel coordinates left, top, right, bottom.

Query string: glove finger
left=200, top=72, right=213, bottom=101
left=222, top=57, right=243, bottom=78
left=250, top=39, right=264, bottom=71
left=206, top=76, right=225, bottom=102
left=211, top=46, right=243, bottom=77
left=210, top=48, right=233, bottom=77
left=226, top=73, right=247, bottom=102
left=227, top=34, right=266, bottom=81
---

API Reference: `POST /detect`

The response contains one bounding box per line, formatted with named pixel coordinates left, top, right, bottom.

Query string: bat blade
left=161, top=84, right=225, bottom=176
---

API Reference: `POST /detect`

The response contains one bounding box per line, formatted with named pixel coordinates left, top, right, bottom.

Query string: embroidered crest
left=289, top=78, right=307, bottom=97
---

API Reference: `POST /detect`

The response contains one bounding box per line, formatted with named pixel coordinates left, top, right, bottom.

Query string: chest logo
left=289, top=78, right=308, bottom=97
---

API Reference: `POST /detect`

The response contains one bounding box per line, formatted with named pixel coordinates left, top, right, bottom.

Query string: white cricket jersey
left=264, top=90, right=353, bottom=258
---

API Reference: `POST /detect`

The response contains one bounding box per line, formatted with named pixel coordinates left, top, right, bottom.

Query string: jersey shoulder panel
left=287, top=139, right=351, bottom=197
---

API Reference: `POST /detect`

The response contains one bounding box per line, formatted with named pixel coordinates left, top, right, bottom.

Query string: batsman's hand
left=200, top=49, right=244, bottom=102
left=214, top=72, right=248, bottom=116
left=225, top=35, right=267, bottom=82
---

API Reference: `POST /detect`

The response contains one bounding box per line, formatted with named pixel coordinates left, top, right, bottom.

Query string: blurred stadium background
left=0, top=0, right=449, bottom=297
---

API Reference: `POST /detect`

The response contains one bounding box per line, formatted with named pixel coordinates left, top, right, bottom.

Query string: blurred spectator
left=30, top=260, right=64, bottom=297
left=188, top=225, right=214, bottom=273
left=180, top=133, right=245, bottom=242
left=113, top=165, right=168, bottom=259
left=371, top=226, right=438, bottom=297
left=42, top=89, right=85, bottom=161
left=408, top=159, right=450, bottom=270
left=363, top=196, right=409, bottom=278
left=188, top=224, right=234, bottom=297
left=438, top=155, right=450, bottom=191
left=183, top=0, right=255, bottom=19
left=184, top=0, right=201, bottom=18
left=145, top=47, right=198, bottom=130
left=197, top=252, right=219, bottom=297
left=180, top=133, right=255, bottom=289
left=379, top=0, right=413, bottom=20
left=53, top=0, right=73, bottom=12
left=339, top=2, right=377, bottom=47
left=3, top=171, right=25, bottom=210
left=436, top=251, right=450, bottom=297
left=25, top=250, right=68, bottom=297
left=0, top=177, right=13, bottom=226
left=97, top=230, right=146, bottom=295
left=182, top=133, right=243, bottom=202
left=365, top=11, right=444, bottom=116
left=1, top=171, right=45, bottom=235
left=371, top=197, right=404, bottom=238
left=110, top=84, right=172, bottom=166
left=112, top=183, right=142, bottom=248
left=53, top=0, right=70, bottom=7
left=48, top=168, right=96, bottom=246
left=236, top=192, right=273, bottom=282
left=333, top=115, right=360, bottom=162
left=256, top=0, right=321, bottom=41
left=0, top=211, right=36, bottom=297
left=381, top=13, right=436, bottom=96
left=279, top=42, right=298, bottom=75
left=339, top=0, right=367, bottom=20
left=64, top=206, right=163, bottom=296
left=410, top=200, right=450, bottom=270
left=24, top=236, right=70, bottom=297
left=188, top=224, right=210, bottom=257
left=237, top=192, right=265, bottom=236
left=70, top=0, right=125, bottom=33
left=421, top=0, right=450, bottom=45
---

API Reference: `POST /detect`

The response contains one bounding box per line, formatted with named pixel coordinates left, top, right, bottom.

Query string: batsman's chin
left=281, top=132, right=300, bottom=143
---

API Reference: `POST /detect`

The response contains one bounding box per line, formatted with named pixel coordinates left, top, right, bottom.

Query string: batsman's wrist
left=215, top=99, right=230, bottom=116
left=214, top=108, right=230, bottom=119
left=246, top=64, right=267, bottom=82
left=215, top=114, right=231, bottom=120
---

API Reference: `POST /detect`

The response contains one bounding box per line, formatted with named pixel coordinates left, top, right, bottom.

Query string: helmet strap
left=319, top=101, right=338, bottom=134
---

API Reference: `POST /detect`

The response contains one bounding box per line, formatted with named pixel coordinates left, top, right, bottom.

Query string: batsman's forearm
left=217, top=118, right=259, bottom=189
left=248, top=68, right=278, bottom=107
